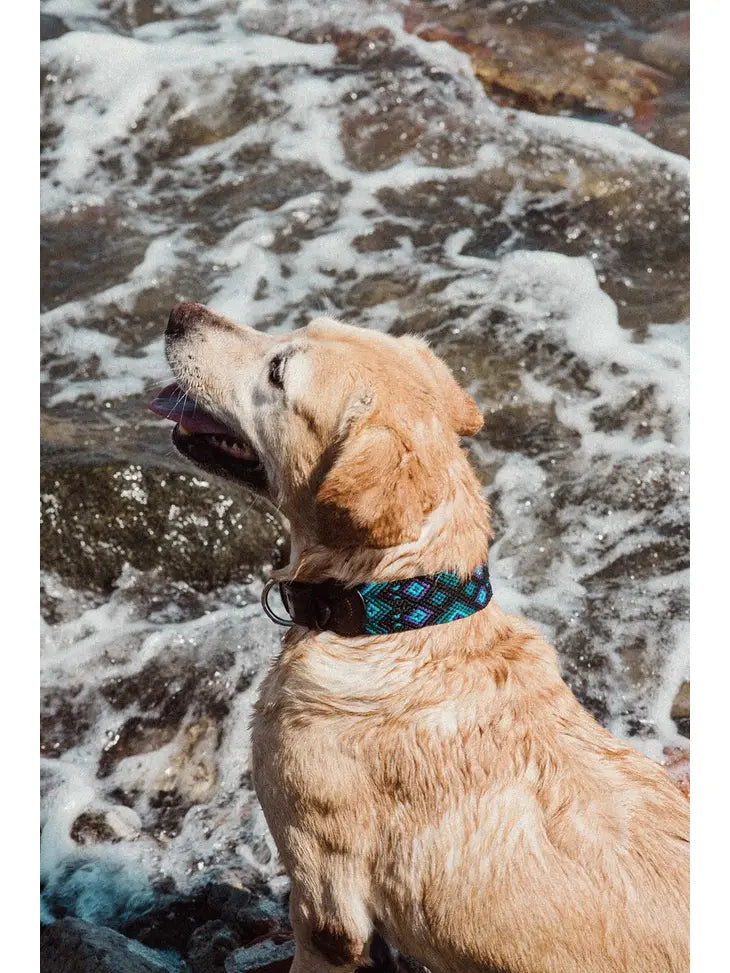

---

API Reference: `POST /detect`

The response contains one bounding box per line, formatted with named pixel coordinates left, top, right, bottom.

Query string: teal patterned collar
left=261, top=564, right=492, bottom=636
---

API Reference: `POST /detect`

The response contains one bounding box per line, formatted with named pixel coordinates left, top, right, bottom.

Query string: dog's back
left=254, top=606, right=688, bottom=973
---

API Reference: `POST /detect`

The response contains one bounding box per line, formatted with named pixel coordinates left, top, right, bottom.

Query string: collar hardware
left=262, top=564, right=492, bottom=637
left=261, top=579, right=295, bottom=627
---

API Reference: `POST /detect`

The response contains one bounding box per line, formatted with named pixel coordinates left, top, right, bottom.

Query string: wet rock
left=267, top=193, right=343, bottom=256
left=590, top=384, right=670, bottom=438
left=662, top=745, right=689, bottom=798
left=98, top=675, right=227, bottom=782
left=97, top=647, right=239, bottom=786
left=99, top=652, right=218, bottom=715
left=353, top=221, right=411, bottom=254
left=640, top=106, right=689, bottom=158
left=671, top=680, right=690, bottom=738
left=406, top=10, right=662, bottom=118
left=478, top=403, right=581, bottom=459
left=70, top=811, right=123, bottom=846
left=376, top=164, right=688, bottom=331
left=346, top=273, right=418, bottom=309
left=160, top=151, right=341, bottom=248
left=338, top=46, right=480, bottom=173
left=153, top=716, right=220, bottom=806
left=585, top=533, right=689, bottom=584
left=332, top=27, right=396, bottom=67
left=40, top=917, right=171, bottom=973
left=41, top=14, right=69, bottom=41
left=146, top=72, right=275, bottom=165
left=99, top=715, right=181, bottom=779
left=188, top=919, right=244, bottom=973
left=100, top=651, right=234, bottom=721
left=341, top=105, right=475, bottom=172
left=40, top=463, right=287, bottom=592
left=41, top=205, right=149, bottom=311
left=402, top=1, right=689, bottom=158
left=640, top=15, right=690, bottom=78
left=110, top=0, right=178, bottom=31
left=552, top=455, right=687, bottom=516
left=225, top=940, right=295, bottom=973
left=41, top=684, right=95, bottom=759
left=120, top=883, right=285, bottom=957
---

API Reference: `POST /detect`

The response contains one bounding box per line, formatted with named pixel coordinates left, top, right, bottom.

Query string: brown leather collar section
left=279, top=579, right=368, bottom=636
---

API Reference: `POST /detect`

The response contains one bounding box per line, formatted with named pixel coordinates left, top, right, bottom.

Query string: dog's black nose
left=166, top=302, right=204, bottom=338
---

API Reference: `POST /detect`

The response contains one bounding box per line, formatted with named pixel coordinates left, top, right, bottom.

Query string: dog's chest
left=250, top=642, right=491, bottom=842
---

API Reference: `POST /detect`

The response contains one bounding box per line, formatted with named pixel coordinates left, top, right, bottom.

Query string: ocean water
left=41, top=0, right=689, bottom=930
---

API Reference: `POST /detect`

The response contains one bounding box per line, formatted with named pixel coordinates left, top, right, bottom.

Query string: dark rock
left=640, top=15, right=689, bottom=79
left=352, top=221, right=411, bottom=253
left=40, top=917, right=170, bottom=973
left=96, top=652, right=237, bottom=786
left=405, top=4, right=663, bottom=117
left=110, top=0, right=177, bottom=31
left=41, top=684, right=94, bottom=759
left=40, top=463, right=287, bottom=592
left=188, top=920, right=243, bottom=973
left=478, top=403, right=581, bottom=459
left=176, top=159, right=342, bottom=250
left=41, top=14, right=68, bottom=41
left=100, top=655, right=201, bottom=714
left=333, top=27, right=396, bottom=66
left=205, top=884, right=287, bottom=930
left=98, top=715, right=181, bottom=778
left=70, top=811, right=122, bottom=846
left=224, top=940, right=295, bottom=973
left=120, top=883, right=285, bottom=956
left=671, top=680, right=690, bottom=738
left=41, top=206, right=149, bottom=312
left=585, top=534, right=689, bottom=584
left=141, top=70, right=275, bottom=166
left=346, top=273, right=418, bottom=310
left=375, top=155, right=688, bottom=332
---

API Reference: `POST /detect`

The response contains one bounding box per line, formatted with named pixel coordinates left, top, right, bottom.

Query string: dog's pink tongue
left=148, top=383, right=233, bottom=436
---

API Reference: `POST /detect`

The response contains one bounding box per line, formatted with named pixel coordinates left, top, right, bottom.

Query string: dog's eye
left=268, top=353, right=287, bottom=389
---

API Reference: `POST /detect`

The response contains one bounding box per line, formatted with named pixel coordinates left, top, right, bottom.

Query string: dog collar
left=261, top=564, right=492, bottom=637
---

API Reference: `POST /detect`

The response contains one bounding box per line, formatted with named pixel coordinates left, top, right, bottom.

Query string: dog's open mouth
left=149, top=383, right=267, bottom=489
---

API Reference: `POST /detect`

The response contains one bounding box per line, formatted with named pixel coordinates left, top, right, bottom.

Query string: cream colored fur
left=168, top=311, right=689, bottom=973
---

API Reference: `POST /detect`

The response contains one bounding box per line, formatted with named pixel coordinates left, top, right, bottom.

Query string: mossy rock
left=41, top=463, right=287, bottom=592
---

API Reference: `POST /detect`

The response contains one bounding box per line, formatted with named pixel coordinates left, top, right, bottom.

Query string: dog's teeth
left=206, top=433, right=255, bottom=461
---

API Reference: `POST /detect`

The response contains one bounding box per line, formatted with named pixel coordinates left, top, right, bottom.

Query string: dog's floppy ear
left=315, top=424, right=439, bottom=549
left=401, top=336, right=483, bottom=437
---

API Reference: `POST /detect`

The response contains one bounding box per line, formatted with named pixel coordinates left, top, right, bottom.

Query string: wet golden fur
left=167, top=311, right=689, bottom=973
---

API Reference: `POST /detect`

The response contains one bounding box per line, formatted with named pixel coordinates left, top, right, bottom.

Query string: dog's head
left=151, top=303, right=483, bottom=551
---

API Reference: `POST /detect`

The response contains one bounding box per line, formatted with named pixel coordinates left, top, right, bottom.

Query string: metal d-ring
left=261, top=579, right=294, bottom=627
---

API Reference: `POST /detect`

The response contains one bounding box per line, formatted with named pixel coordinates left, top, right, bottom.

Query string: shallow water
left=41, top=0, right=689, bottom=934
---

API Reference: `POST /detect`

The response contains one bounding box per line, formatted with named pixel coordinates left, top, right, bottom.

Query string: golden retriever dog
left=151, top=303, right=689, bottom=973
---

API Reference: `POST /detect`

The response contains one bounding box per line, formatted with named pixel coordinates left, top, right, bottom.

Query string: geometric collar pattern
left=262, top=563, right=492, bottom=637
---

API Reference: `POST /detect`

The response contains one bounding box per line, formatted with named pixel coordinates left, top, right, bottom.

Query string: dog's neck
left=280, top=451, right=492, bottom=587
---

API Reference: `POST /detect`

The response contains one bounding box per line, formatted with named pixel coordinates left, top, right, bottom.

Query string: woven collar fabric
left=271, top=563, right=492, bottom=636
left=359, top=563, right=492, bottom=634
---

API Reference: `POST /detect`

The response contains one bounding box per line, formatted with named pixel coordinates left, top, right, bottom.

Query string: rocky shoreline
left=41, top=1, right=689, bottom=969
left=41, top=881, right=431, bottom=972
